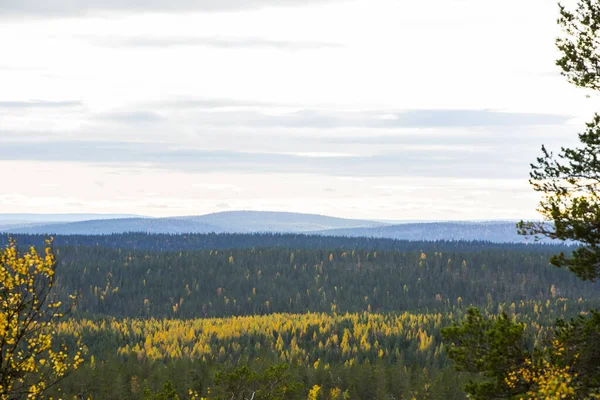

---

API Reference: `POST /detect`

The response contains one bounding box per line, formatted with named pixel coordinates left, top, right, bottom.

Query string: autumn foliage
left=0, top=239, right=83, bottom=399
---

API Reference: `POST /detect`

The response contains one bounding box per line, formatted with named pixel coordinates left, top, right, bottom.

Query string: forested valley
left=2, top=233, right=596, bottom=399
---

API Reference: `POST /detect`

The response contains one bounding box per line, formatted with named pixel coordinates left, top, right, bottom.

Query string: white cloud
left=191, top=183, right=244, bottom=191
left=0, top=0, right=591, bottom=219
left=284, top=152, right=359, bottom=158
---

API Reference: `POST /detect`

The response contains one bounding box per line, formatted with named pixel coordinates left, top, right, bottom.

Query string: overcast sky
left=1, top=0, right=597, bottom=220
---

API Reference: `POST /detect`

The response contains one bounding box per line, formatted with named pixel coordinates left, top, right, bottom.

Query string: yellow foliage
left=329, top=388, right=343, bottom=400
left=0, top=239, right=83, bottom=399
left=505, top=341, right=590, bottom=400
left=307, top=385, right=321, bottom=400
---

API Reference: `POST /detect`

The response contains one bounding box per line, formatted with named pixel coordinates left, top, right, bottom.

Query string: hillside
left=315, top=221, right=539, bottom=243
left=179, top=210, right=385, bottom=232
left=0, top=211, right=539, bottom=243
left=1, top=211, right=386, bottom=235
left=5, top=218, right=222, bottom=235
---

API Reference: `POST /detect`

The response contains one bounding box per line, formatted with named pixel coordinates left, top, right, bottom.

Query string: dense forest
left=51, top=309, right=566, bottom=400
left=50, top=244, right=598, bottom=318
left=0, top=233, right=594, bottom=399
left=0, top=232, right=571, bottom=252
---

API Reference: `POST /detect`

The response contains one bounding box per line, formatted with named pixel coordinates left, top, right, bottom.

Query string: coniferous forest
left=3, top=233, right=596, bottom=399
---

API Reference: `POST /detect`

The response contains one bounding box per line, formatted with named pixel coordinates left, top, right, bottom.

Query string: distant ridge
left=5, top=218, right=221, bottom=235
left=1, top=211, right=386, bottom=236
left=175, top=211, right=385, bottom=233
left=0, top=213, right=147, bottom=233
left=0, top=211, right=539, bottom=243
left=0, top=213, right=145, bottom=224
left=312, top=221, right=536, bottom=243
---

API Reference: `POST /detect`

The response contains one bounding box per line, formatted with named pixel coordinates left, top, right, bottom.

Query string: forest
left=48, top=241, right=597, bottom=318
left=0, top=232, right=570, bottom=252
left=1, top=233, right=595, bottom=399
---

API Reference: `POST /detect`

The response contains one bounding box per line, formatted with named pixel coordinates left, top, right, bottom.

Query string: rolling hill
left=1, top=211, right=385, bottom=236
left=313, top=221, right=536, bottom=243
left=4, top=218, right=221, bottom=235
left=0, top=212, right=542, bottom=243
left=178, top=211, right=385, bottom=233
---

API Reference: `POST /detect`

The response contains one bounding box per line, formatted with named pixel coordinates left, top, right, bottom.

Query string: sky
left=0, top=0, right=598, bottom=220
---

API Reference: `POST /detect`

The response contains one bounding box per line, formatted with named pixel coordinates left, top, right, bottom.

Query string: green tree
left=518, top=0, right=600, bottom=282
left=556, top=0, right=600, bottom=91
left=213, top=364, right=303, bottom=400
left=519, top=114, right=600, bottom=281
left=142, top=381, right=180, bottom=400
left=551, top=311, right=600, bottom=395
left=442, top=309, right=532, bottom=399
left=519, top=2, right=600, bottom=392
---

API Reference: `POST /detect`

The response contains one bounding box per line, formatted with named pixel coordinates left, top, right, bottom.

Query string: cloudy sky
left=0, top=0, right=596, bottom=220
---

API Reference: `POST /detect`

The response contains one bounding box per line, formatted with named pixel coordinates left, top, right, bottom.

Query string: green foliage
left=518, top=114, right=600, bottom=281
left=517, top=0, right=600, bottom=283
left=443, top=308, right=600, bottom=399
left=7, top=236, right=592, bottom=399
left=556, top=0, right=600, bottom=90
left=47, top=245, right=598, bottom=318
left=52, top=354, right=468, bottom=400
left=213, top=364, right=302, bottom=400
left=442, top=308, right=531, bottom=399
left=0, top=232, right=571, bottom=253
left=551, top=310, right=600, bottom=397
left=48, top=302, right=597, bottom=400
left=0, top=233, right=589, bottom=399
left=3, top=234, right=588, bottom=399
left=142, top=381, right=180, bottom=400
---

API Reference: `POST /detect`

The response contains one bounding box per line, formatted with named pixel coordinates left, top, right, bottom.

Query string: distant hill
left=0, top=212, right=541, bottom=243
left=5, top=218, right=222, bottom=235
left=0, top=213, right=147, bottom=233
left=315, top=221, right=538, bottom=243
left=177, top=211, right=385, bottom=233
left=1, top=211, right=385, bottom=236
